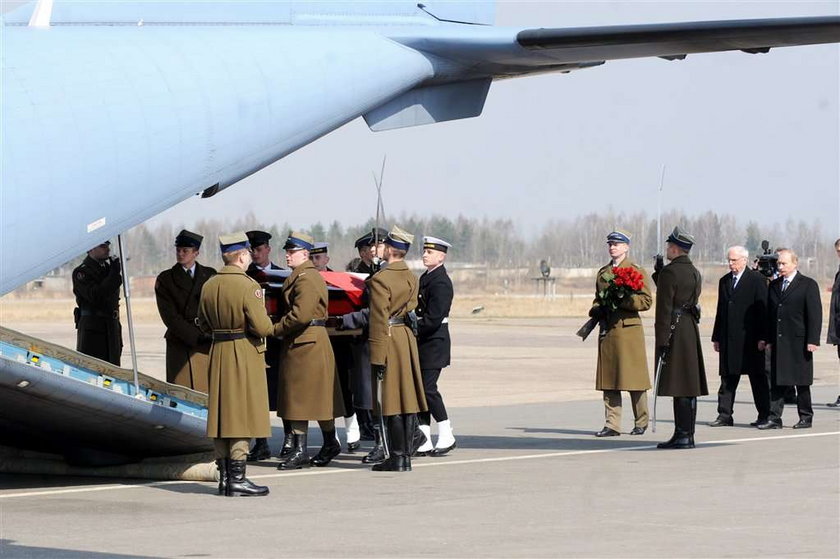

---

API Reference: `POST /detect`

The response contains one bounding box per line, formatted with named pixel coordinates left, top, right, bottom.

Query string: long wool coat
left=591, top=259, right=652, bottom=391
left=654, top=254, right=708, bottom=397
left=155, top=262, right=216, bottom=392
left=72, top=255, right=123, bottom=366
left=275, top=260, right=344, bottom=421
left=368, top=260, right=428, bottom=416
left=710, top=267, right=767, bottom=377
left=198, top=266, right=277, bottom=438
left=827, top=265, right=840, bottom=345
left=767, top=273, right=822, bottom=386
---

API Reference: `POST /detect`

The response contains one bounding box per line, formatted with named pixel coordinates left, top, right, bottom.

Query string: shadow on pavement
left=0, top=540, right=157, bottom=559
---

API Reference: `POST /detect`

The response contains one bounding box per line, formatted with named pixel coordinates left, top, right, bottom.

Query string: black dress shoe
left=827, top=396, right=840, bottom=408
left=346, top=441, right=361, bottom=453
left=708, top=417, right=734, bottom=427
left=629, top=426, right=646, bottom=436
left=430, top=442, right=456, bottom=457
left=756, top=420, right=783, bottom=430
left=310, top=437, right=341, bottom=467
left=594, top=427, right=620, bottom=437
left=792, top=419, right=812, bottom=429
left=749, top=419, right=765, bottom=427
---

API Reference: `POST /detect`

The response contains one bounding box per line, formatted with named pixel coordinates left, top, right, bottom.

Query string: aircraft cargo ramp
left=0, top=326, right=214, bottom=477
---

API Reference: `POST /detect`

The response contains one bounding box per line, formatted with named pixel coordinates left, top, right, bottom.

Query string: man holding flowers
left=588, top=230, right=653, bottom=437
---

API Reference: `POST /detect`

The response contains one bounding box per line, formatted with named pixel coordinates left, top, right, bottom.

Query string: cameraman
left=72, top=241, right=123, bottom=365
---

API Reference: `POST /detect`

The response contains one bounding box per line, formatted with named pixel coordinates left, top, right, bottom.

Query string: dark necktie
left=732, top=274, right=737, bottom=289
left=782, top=278, right=789, bottom=292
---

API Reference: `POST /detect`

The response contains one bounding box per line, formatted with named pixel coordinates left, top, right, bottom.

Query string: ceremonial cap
left=423, top=236, right=451, bottom=253
left=310, top=242, right=329, bottom=255
left=245, top=230, right=272, bottom=248
left=385, top=225, right=414, bottom=251
left=666, top=226, right=695, bottom=251
left=606, top=230, right=631, bottom=245
left=354, top=227, right=389, bottom=249
left=219, top=231, right=250, bottom=254
left=283, top=231, right=315, bottom=251
left=175, top=229, right=203, bottom=249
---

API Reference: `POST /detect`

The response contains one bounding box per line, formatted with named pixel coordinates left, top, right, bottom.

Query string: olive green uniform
left=155, top=263, right=216, bottom=392
left=72, top=255, right=122, bottom=365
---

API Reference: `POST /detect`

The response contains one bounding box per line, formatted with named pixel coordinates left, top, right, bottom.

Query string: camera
left=754, top=240, right=778, bottom=279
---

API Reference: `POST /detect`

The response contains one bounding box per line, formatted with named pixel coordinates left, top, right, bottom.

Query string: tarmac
left=0, top=318, right=838, bottom=557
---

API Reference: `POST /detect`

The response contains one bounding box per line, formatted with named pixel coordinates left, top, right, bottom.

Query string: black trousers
left=769, top=384, right=812, bottom=422
left=419, top=368, right=448, bottom=424
left=715, top=371, right=770, bottom=422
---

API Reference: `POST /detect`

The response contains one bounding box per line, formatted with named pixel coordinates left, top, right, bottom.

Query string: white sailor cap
left=423, top=236, right=452, bottom=253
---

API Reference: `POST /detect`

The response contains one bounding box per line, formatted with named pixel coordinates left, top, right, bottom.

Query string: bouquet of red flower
left=577, top=266, right=645, bottom=340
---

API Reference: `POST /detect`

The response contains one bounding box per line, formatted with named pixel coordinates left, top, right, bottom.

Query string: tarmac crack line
left=1, top=430, right=837, bottom=500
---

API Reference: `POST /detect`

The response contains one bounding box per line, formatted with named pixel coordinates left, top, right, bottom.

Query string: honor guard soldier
left=368, top=226, right=428, bottom=472
left=348, top=227, right=388, bottom=275
left=275, top=232, right=345, bottom=470
left=414, top=236, right=456, bottom=456
left=199, top=232, right=282, bottom=497
left=589, top=230, right=653, bottom=438
left=310, top=242, right=362, bottom=452
left=72, top=241, right=123, bottom=365
left=654, top=227, right=707, bottom=449
left=154, top=230, right=216, bottom=392
left=245, top=230, right=283, bottom=461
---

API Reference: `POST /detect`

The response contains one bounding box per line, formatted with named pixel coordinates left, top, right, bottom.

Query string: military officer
left=414, top=236, right=456, bottom=456
left=72, top=241, right=123, bottom=365
left=653, top=227, right=707, bottom=449
left=310, top=241, right=362, bottom=452
left=275, top=232, right=345, bottom=470
left=198, top=231, right=281, bottom=497
left=368, top=226, right=428, bottom=472
left=245, top=230, right=284, bottom=462
left=154, top=230, right=216, bottom=392
left=589, top=230, right=652, bottom=438
left=348, top=227, right=388, bottom=275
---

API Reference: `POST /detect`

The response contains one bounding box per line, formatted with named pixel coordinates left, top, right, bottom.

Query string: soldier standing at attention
left=199, top=232, right=281, bottom=497
left=154, top=230, right=216, bottom=392
left=589, top=230, right=652, bottom=438
left=368, top=226, right=428, bottom=472
left=245, top=230, right=285, bottom=462
left=72, top=241, right=123, bottom=365
left=413, top=236, right=457, bottom=456
left=275, top=232, right=345, bottom=470
left=653, top=227, right=707, bottom=449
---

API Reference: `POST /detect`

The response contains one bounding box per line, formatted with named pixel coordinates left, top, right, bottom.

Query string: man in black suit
left=414, top=236, right=456, bottom=456
left=758, top=248, right=822, bottom=429
left=709, top=246, right=769, bottom=427
left=244, top=230, right=285, bottom=461
left=826, top=238, right=840, bottom=408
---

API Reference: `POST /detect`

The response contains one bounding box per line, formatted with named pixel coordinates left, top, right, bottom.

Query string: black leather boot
left=246, top=438, right=271, bottom=462
left=406, top=414, right=426, bottom=456
left=658, top=398, right=694, bottom=449
left=373, top=415, right=411, bottom=472
left=278, top=432, right=310, bottom=470
left=227, top=459, right=269, bottom=496
left=362, top=424, right=386, bottom=464
left=689, top=397, right=697, bottom=446
left=215, top=458, right=228, bottom=496
left=358, top=408, right=375, bottom=441
left=279, top=423, right=294, bottom=459
left=310, top=430, right=341, bottom=467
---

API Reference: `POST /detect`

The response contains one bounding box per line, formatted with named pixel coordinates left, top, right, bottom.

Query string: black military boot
left=215, top=458, right=228, bottom=496
left=406, top=414, right=427, bottom=456
left=279, top=423, right=294, bottom=459
left=358, top=408, right=375, bottom=441
left=227, top=459, right=269, bottom=497
left=246, top=438, right=271, bottom=462
left=657, top=398, right=694, bottom=449
left=689, top=397, right=697, bottom=446
left=362, top=424, right=386, bottom=464
left=278, top=432, right=310, bottom=470
left=373, top=415, right=411, bottom=472
left=310, top=430, right=341, bottom=467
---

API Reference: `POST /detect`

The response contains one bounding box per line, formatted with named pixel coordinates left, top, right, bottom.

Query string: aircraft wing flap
left=516, top=17, right=840, bottom=62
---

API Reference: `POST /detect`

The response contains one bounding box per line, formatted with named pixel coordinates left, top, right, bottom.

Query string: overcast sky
left=148, top=1, right=840, bottom=238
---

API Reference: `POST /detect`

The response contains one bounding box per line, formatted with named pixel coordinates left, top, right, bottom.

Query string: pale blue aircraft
left=0, top=1, right=838, bottom=467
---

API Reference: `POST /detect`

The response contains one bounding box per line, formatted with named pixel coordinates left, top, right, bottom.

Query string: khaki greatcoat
left=369, top=260, right=428, bottom=416
left=155, top=262, right=216, bottom=392
left=591, top=259, right=652, bottom=391
left=275, top=260, right=344, bottom=421
left=198, top=266, right=279, bottom=438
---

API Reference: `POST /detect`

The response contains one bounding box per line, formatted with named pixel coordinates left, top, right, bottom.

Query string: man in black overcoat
left=709, top=245, right=769, bottom=427
left=758, top=249, right=822, bottom=429
left=826, top=238, right=840, bottom=408
left=72, top=241, right=123, bottom=365
left=414, top=236, right=456, bottom=456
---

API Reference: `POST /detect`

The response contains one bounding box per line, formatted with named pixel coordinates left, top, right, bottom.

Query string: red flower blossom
left=598, top=266, right=645, bottom=311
